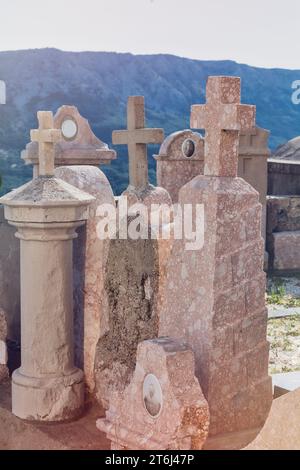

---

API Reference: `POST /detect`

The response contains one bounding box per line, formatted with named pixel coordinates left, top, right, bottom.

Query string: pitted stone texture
left=0, top=308, right=8, bottom=382
left=156, top=127, right=269, bottom=242
left=158, top=177, right=272, bottom=437
left=94, top=233, right=160, bottom=409
left=154, top=130, right=204, bottom=203
left=97, top=338, right=210, bottom=450
left=55, top=166, right=115, bottom=391
left=191, top=76, right=255, bottom=177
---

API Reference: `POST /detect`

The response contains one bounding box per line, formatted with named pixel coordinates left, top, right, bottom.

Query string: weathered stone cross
left=31, top=111, right=62, bottom=177
left=190, top=76, right=255, bottom=177
left=113, top=96, right=164, bottom=190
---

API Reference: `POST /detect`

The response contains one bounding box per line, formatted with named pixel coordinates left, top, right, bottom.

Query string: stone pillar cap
left=0, top=176, right=95, bottom=224
left=21, top=105, right=116, bottom=168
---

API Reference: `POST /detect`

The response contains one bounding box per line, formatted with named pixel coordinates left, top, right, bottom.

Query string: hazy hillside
left=1, top=48, right=300, bottom=195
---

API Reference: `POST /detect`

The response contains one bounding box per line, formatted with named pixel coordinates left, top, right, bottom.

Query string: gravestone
left=158, top=76, right=272, bottom=439
left=239, top=127, right=270, bottom=240
left=94, top=97, right=172, bottom=408
left=55, top=165, right=115, bottom=392
left=0, top=111, right=94, bottom=421
left=22, top=105, right=116, bottom=176
left=154, top=130, right=204, bottom=203
left=97, top=338, right=210, bottom=450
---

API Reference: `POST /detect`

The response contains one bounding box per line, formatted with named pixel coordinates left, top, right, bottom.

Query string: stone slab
left=245, top=388, right=300, bottom=449
left=273, top=231, right=300, bottom=271
left=268, top=306, right=300, bottom=318
left=272, top=371, right=300, bottom=398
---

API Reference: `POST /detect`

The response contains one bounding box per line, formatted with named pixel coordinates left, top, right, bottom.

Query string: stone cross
left=31, top=111, right=62, bottom=177
left=190, top=76, right=255, bottom=177
left=113, top=96, right=164, bottom=190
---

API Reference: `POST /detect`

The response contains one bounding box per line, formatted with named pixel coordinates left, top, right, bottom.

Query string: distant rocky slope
left=1, top=48, right=300, bottom=195
left=273, top=137, right=300, bottom=160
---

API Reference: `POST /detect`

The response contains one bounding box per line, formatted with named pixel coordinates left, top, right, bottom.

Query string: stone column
left=0, top=111, right=94, bottom=421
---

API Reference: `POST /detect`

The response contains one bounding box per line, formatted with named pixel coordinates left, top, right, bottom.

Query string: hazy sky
left=0, top=0, right=300, bottom=69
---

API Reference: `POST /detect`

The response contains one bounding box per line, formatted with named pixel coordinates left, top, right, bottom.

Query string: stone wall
left=267, top=195, right=300, bottom=271
left=268, top=159, right=300, bottom=196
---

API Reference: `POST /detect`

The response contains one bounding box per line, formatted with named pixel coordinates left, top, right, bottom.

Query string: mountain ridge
left=1, top=48, right=300, bottom=195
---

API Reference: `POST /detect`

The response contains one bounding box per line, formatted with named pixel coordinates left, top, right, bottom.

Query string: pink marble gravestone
left=97, top=337, right=210, bottom=450
left=154, top=130, right=204, bottom=203
left=158, top=76, right=272, bottom=441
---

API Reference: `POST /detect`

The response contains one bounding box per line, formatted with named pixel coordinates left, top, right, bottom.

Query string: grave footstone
left=97, top=338, right=210, bottom=450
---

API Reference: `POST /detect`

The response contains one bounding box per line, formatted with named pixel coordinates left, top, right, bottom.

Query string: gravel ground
left=267, top=276, right=300, bottom=374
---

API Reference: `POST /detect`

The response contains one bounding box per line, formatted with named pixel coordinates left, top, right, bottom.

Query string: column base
left=12, top=368, right=84, bottom=422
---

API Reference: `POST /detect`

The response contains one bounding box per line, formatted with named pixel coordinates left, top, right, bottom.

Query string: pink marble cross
left=190, top=76, right=256, bottom=177
left=113, top=96, right=164, bottom=190
left=31, top=111, right=61, bottom=177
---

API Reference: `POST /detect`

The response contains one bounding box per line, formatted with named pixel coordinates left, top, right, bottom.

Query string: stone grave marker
left=22, top=105, right=116, bottom=176
left=158, top=76, right=272, bottom=439
left=97, top=337, right=210, bottom=450
left=0, top=111, right=94, bottom=421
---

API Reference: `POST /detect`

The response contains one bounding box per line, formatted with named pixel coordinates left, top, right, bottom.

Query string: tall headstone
left=158, top=77, right=272, bottom=440
left=0, top=111, right=94, bottom=421
left=55, top=165, right=115, bottom=392
left=94, top=97, right=172, bottom=408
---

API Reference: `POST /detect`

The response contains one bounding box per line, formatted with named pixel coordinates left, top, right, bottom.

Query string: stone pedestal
left=11, top=221, right=85, bottom=421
